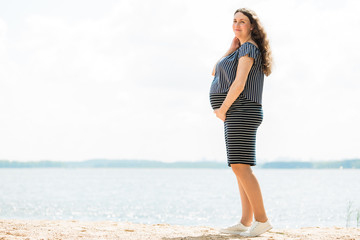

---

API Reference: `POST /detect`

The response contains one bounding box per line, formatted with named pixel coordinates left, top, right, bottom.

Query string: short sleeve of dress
left=237, top=42, right=260, bottom=60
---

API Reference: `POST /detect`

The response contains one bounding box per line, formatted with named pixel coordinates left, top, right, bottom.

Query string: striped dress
left=209, top=42, right=264, bottom=167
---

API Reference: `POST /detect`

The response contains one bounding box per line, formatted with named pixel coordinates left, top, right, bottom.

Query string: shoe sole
left=219, top=229, right=249, bottom=234
left=240, top=225, right=273, bottom=237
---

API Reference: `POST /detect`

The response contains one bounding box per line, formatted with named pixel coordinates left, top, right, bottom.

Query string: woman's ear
left=250, top=23, right=254, bottom=31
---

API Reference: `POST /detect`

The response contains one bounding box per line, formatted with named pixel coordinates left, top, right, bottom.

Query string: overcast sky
left=0, top=0, right=359, bottom=163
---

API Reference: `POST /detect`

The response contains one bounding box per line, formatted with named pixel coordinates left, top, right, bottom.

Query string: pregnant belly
left=209, top=93, right=227, bottom=110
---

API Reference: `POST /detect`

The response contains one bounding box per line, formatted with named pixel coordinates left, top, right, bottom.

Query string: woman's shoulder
left=237, top=41, right=260, bottom=60
left=240, top=41, right=259, bottom=51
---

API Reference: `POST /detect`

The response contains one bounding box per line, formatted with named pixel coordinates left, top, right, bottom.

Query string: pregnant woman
left=209, top=8, right=273, bottom=237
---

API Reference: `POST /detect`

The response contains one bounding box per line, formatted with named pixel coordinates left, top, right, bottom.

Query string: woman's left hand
left=214, top=108, right=226, bottom=122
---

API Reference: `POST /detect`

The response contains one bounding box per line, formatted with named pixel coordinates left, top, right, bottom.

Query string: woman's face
left=233, top=12, right=253, bottom=39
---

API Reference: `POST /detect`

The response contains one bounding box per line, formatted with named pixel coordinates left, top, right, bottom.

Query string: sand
left=0, top=219, right=359, bottom=240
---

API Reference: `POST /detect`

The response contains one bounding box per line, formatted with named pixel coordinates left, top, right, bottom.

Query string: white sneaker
left=219, top=220, right=251, bottom=234
left=239, top=219, right=273, bottom=237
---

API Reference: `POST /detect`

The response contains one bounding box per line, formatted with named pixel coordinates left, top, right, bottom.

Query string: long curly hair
left=234, top=8, right=273, bottom=76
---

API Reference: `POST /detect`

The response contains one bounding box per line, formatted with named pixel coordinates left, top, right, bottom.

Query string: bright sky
left=0, top=0, right=359, bottom=163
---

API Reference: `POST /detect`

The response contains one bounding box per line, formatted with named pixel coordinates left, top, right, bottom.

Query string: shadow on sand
left=161, top=230, right=287, bottom=240
left=162, top=233, right=248, bottom=240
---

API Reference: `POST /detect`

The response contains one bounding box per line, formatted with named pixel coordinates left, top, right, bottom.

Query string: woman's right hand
left=229, top=37, right=240, bottom=52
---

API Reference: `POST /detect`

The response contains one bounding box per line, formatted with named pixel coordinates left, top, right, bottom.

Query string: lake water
left=0, top=168, right=359, bottom=229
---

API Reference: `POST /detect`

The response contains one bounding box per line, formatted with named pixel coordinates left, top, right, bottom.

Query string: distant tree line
left=0, top=159, right=359, bottom=169
left=260, top=159, right=360, bottom=169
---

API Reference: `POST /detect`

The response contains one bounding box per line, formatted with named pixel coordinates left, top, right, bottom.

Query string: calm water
left=0, top=168, right=359, bottom=229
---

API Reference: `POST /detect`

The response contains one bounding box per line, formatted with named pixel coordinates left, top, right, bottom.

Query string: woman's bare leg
left=237, top=177, right=253, bottom=227
left=231, top=163, right=268, bottom=223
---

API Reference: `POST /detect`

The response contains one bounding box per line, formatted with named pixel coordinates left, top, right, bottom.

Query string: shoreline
left=1, top=219, right=359, bottom=239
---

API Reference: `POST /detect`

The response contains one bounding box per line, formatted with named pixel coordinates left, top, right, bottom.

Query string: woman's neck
left=239, top=35, right=252, bottom=45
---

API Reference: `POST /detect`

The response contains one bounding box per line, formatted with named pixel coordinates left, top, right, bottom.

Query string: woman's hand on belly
left=214, top=108, right=226, bottom=122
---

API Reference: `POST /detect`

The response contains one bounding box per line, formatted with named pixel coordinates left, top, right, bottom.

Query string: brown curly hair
left=234, top=8, right=273, bottom=76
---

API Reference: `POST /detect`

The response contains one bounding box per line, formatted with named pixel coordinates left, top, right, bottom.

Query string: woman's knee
left=231, top=163, right=253, bottom=176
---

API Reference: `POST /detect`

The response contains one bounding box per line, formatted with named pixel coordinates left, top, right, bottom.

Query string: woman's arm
left=214, top=55, right=254, bottom=121
left=212, top=49, right=237, bottom=76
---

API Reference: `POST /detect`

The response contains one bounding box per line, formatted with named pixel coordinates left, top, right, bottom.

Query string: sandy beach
left=1, top=219, right=359, bottom=240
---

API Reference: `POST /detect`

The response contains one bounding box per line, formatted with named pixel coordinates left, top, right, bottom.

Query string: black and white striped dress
left=209, top=42, right=264, bottom=167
